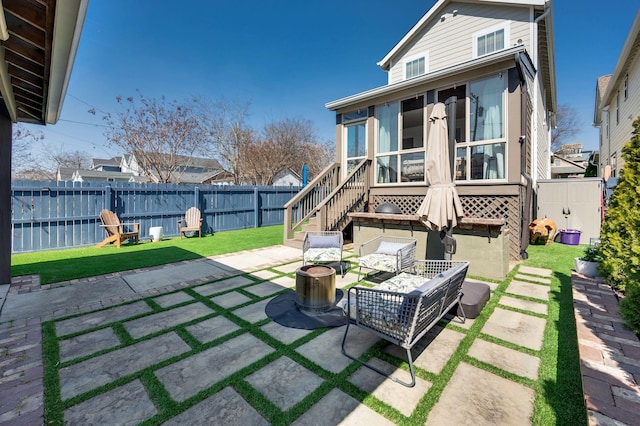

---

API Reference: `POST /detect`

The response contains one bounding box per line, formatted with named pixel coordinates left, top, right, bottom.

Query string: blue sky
left=25, top=0, right=640, bottom=160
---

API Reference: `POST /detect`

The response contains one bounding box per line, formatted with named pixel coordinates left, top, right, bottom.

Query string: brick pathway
left=572, top=272, right=640, bottom=425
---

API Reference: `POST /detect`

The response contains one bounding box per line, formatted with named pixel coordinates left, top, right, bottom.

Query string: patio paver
left=155, top=333, right=274, bottom=402
left=161, top=387, right=268, bottom=426
left=481, top=307, right=547, bottom=351
left=192, top=275, right=255, bottom=296
left=210, top=291, right=253, bottom=308
left=58, top=327, right=121, bottom=362
left=184, top=315, right=240, bottom=344
left=245, top=356, right=324, bottom=411
left=467, top=338, right=540, bottom=380
left=123, top=302, right=214, bottom=339
left=426, top=362, right=535, bottom=425
left=500, top=295, right=548, bottom=315
left=63, top=379, right=157, bottom=425
left=506, top=279, right=551, bottom=301
left=59, top=332, right=190, bottom=400
left=55, top=301, right=153, bottom=336
left=152, top=291, right=194, bottom=308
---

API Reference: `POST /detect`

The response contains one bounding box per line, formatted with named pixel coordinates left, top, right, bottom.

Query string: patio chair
left=178, top=207, right=203, bottom=238
left=96, top=209, right=139, bottom=248
left=357, top=235, right=416, bottom=280
left=302, top=231, right=345, bottom=277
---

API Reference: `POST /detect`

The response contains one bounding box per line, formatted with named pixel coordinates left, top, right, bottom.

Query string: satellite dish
left=604, top=165, right=611, bottom=182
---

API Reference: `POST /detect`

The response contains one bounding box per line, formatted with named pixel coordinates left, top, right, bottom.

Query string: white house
left=595, top=9, right=640, bottom=178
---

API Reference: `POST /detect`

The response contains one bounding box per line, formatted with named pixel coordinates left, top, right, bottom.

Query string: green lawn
left=11, top=225, right=284, bottom=284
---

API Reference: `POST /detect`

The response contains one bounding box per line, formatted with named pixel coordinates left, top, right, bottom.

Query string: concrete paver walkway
left=1, top=246, right=638, bottom=425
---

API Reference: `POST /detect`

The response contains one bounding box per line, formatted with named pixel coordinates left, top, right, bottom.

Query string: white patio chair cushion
left=357, top=253, right=398, bottom=273
left=304, top=247, right=342, bottom=263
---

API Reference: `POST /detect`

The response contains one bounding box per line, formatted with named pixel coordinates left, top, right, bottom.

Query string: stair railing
left=283, top=163, right=340, bottom=240
left=316, top=159, right=371, bottom=232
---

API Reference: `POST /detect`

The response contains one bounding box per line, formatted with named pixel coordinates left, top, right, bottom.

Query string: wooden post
left=0, top=115, right=12, bottom=284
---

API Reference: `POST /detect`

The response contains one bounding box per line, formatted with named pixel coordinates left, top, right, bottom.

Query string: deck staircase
left=283, top=159, right=371, bottom=249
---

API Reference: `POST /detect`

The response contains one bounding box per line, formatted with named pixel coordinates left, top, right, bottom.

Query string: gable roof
left=600, top=9, right=640, bottom=108
left=373, top=0, right=556, bottom=112
left=594, top=74, right=611, bottom=125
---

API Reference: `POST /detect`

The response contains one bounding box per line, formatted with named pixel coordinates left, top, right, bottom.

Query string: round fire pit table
left=295, top=265, right=336, bottom=314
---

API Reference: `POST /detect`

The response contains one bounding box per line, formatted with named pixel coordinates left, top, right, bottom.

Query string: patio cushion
left=303, top=247, right=341, bottom=263
left=307, top=235, right=341, bottom=248
left=375, top=241, right=410, bottom=255
left=358, top=253, right=397, bottom=273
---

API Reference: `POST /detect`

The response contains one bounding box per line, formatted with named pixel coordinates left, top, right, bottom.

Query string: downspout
left=516, top=52, right=533, bottom=260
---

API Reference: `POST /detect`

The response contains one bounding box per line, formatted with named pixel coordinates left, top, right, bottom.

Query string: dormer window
left=404, top=52, right=427, bottom=80
left=474, top=24, right=508, bottom=58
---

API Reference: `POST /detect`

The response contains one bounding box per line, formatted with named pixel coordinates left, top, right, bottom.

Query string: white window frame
left=403, top=51, right=428, bottom=80
left=343, top=120, right=367, bottom=179
left=472, top=23, right=510, bottom=58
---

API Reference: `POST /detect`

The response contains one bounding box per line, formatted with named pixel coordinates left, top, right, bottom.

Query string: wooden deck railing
left=283, top=163, right=340, bottom=240
left=316, top=159, right=371, bottom=232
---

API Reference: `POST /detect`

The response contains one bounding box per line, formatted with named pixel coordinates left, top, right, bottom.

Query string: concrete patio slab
left=191, top=275, right=255, bottom=296
left=211, top=245, right=301, bottom=271
left=426, top=362, right=535, bottom=425
left=291, top=388, right=395, bottom=426
left=500, top=295, right=548, bottom=315
left=123, top=302, right=214, bottom=339
left=60, top=332, right=190, bottom=400
left=123, top=260, right=232, bottom=292
left=155, top=334, right=274, bottom=402
left=348, top=357, right=431, bottom=416
left=273, top=261, right=303, bottom=274
left=59, top=327, right=121, bottom=363
left=519, top=265, right=552, bottom=277
left=244, top=281, right=288, bottom=297
left=270, top=275, right=296, bottom=288
left=259, top=320, right=313, bottom=344
left=55, top=300, right=152, bottom=336
left=384, top=325, right=466, bottom=375
left=464, top=277, right=499, bottom=291
left=248, top=269, right=281, bottom=280
left=0, top=277, right=136, bottom=322
left=482, top=307, right=546, bottom=351
left=231, top=298, right=273, bottom=324
left=507, top=279, right=551, bottom=301
left=514, top=273, right=552, bottom=285
left=161, top=387, right=268, bottom=426
left=296, top=326, right=379, bottom=374
left=185, top=316, right=240, bottom=344
left=210, top=291, right=253, bottom=308
left=468, top=338, right=541, bottom=380
left=152, top=291, right=194, bottom=308
left=64, top=379, right=157, bottom=425
left=245, top=356, right=324, bottom=410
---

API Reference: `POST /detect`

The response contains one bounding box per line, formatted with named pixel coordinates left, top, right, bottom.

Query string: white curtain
left=482, top=78, right=504, bottom=179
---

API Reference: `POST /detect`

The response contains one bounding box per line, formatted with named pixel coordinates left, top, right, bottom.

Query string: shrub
left=580, top=245, right=602, bottom=262
left=620, top=285, right=640, bottom=335
left=599, top=117, right=640, bottom=293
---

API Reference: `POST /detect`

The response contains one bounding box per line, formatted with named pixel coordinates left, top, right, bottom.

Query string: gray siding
left=388, top=3, right=532, bottom=84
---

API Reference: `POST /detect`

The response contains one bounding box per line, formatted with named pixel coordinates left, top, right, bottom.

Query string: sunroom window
left=376, top=96, right=425, bottom=183
left=456, top=75, right=506, bottom=180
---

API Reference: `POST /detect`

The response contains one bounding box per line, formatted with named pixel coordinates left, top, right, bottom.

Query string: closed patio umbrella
left=417, top=102, right=464, bottom=258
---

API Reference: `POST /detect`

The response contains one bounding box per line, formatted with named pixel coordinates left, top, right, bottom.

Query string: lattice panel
left=371, top=195, right=424, bottom=215
left=371, top=193, right=524, bottom=261
left=460, top=194, right=522, bottom=261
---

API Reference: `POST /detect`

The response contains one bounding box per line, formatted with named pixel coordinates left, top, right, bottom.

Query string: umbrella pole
left=440, top=221, right=457, bottom=261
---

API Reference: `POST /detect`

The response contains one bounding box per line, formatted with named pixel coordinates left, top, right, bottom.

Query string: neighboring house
left=273, top=168, right=302, bottom=186
left=284, top=0, right=556, bottom=279
left=594, top=9, right=640, bottom=178
left=120, top=151, right=226, bottom=183
left=550, top=143, right=588, bottom=178
left=72, top=170, right=135, bottom=183
left=90, top=157, right=122, bottom=172
left=56, top=167, right=75, bottom=181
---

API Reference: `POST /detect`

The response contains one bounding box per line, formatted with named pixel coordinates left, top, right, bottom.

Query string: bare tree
left=96, top=92, right=206, bottom=183
left=551, top=104, right=582, bottom=152
left=239, top=118, right=334, bottom=185
left=198, top=98, right=253, bottom=184
left=11, top=124, right=44, bottom=173
left=52, top=149, right=92, bottom=169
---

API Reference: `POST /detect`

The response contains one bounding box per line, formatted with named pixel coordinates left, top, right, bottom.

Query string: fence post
left=194, top=186, right=200, bottom=209
left=254, top=187, right=259, bottom=228
left=104, top=185, right=112, bottom=211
